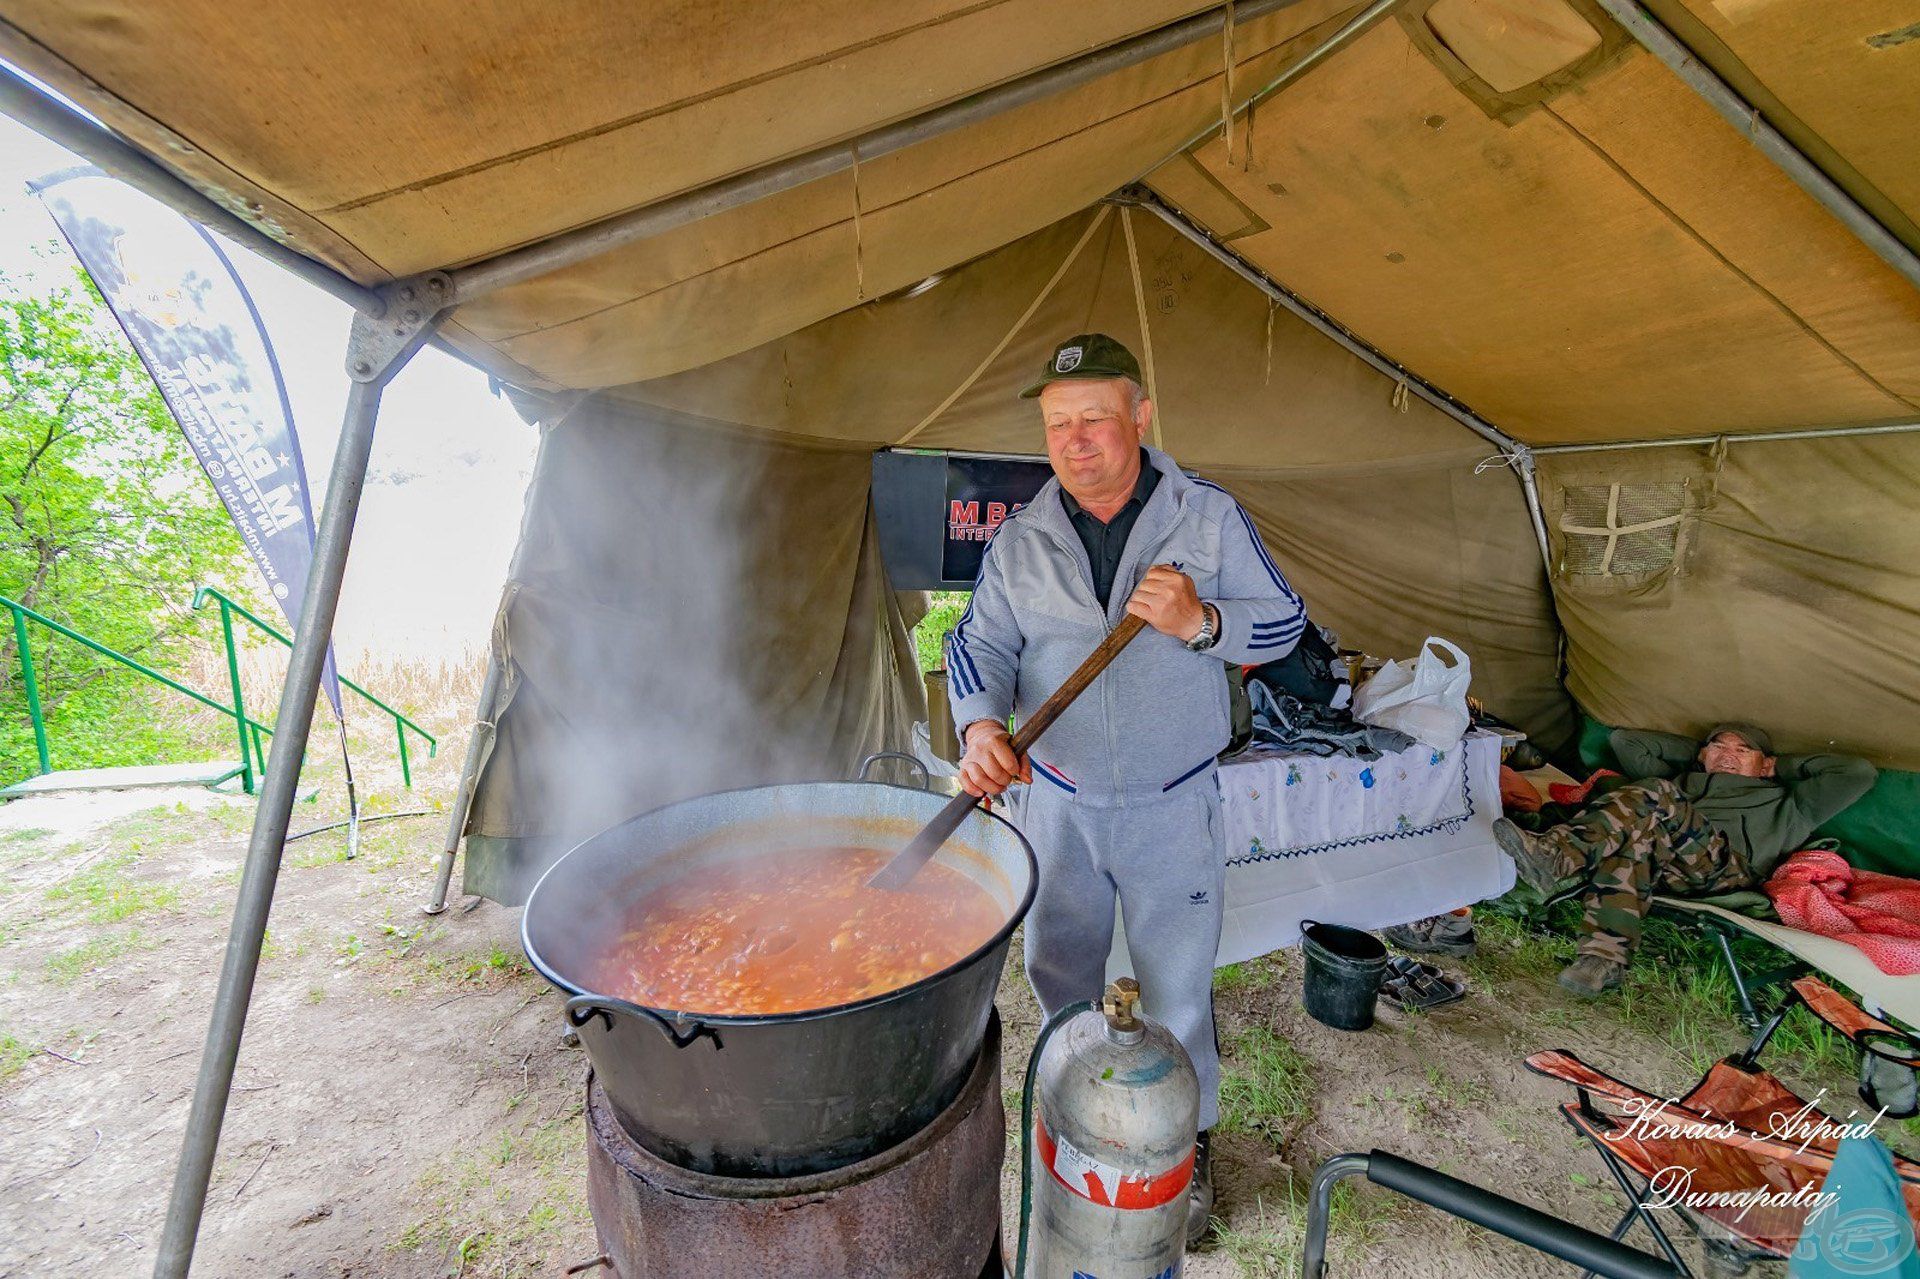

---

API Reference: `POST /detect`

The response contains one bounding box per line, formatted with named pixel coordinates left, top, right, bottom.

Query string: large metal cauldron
left=522, top=781, right=1036, bottom=1178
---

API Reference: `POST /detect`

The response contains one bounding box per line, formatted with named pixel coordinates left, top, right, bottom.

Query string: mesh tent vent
left=1559, top=482, right=1686, bottom=575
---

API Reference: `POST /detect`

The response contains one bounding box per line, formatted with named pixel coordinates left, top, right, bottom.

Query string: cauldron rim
left=521, top=779, right=1037, bottom=1026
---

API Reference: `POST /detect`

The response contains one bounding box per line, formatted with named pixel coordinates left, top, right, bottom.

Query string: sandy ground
left=0, top=774, right=1892, bottom=1278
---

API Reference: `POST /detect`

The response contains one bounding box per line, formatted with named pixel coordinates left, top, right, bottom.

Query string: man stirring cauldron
left=946, top=333, right=1306, bottom=1245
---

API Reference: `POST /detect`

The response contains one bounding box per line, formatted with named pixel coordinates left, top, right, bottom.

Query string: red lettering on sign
left=986, top=501, right=1007, bottom=524
left=949, top=500, right=980, bottom=524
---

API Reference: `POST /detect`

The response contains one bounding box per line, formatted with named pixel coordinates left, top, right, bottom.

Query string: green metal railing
left=192, top=586, right=436, bottom=791
left=2, top=587, right=435, bottom=792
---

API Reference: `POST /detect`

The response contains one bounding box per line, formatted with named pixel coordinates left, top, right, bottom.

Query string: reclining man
left=1496, top=723, right=1876, bottom=997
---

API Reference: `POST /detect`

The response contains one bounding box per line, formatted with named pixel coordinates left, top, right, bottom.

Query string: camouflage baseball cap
left=1706, top=722, right=1775, bottom=756
left=1019, top=333, right=1143, bottom=399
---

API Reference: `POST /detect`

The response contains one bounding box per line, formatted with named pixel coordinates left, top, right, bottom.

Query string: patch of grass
left=1217, top=1027, right=1314, bottom=1145
left=45, top=927, right=154, bottom=984
left=1214, top=958, right=1278, bottom=995
left=393, top=1102, right=589, bottom=1277
left=0, top=1031, right=35, bottom=1080
left=1214, top=1181, right=1391, bottom=1275
left=45, top=850, right=181, bottom=923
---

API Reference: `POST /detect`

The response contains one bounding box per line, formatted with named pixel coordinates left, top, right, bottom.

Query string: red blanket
left=1766, top=849, right=1920, bottom=976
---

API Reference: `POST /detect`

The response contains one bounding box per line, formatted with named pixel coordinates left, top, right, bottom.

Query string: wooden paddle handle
left=1005, top=613, right=1148, bottom=757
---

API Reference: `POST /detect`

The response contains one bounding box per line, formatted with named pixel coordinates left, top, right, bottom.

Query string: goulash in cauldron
left=591, top=846, right=1002, bottom=1015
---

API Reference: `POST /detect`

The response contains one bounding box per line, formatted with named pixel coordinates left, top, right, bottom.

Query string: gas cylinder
left=1028, top=977, right=1200, bottom=1279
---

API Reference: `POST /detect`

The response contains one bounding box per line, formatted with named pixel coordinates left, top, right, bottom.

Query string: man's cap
left=1019, top=333, right=1143, bottom=399
left=1706, top=722, right=1774, bottom=756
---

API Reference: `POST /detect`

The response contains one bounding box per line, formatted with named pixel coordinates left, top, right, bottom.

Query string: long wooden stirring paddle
left=868, top=613, right=1149, bottom=889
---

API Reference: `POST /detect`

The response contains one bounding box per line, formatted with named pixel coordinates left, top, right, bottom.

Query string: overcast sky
left=0, top=106, right=537, bottom=666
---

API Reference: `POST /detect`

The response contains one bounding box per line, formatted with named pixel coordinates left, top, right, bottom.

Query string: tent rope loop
left=1120, top=206, right=1165, bottom=449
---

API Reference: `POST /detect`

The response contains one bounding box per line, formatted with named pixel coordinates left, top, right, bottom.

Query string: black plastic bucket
left=1300, top=920, right=1388, bottom=1031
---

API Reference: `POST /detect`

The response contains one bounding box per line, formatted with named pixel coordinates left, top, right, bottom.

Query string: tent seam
left=481, top=34, right=1311, bottom=346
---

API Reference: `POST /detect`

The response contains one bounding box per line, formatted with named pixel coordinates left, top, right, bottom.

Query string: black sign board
left=871, top=450, right=1053, bottom=591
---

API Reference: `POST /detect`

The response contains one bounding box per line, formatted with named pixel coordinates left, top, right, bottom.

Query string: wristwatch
left=1185, top=603, right=1220, bottom=652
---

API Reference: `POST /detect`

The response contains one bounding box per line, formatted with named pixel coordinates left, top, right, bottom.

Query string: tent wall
left=1536, top=434, right=1920, bottom=771
left=464, top=399, right=922, bottom=896
left=615, top=208, right=1576, bottom=748
left=1224, top=454, right=1573, bottom=751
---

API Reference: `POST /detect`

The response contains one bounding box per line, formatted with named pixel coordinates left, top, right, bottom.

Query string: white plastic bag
left=1349, top=637, right=1472, bottom=749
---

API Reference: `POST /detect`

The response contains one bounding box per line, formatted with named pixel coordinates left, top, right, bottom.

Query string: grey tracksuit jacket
left=946, top=446, right=1305, bottom=802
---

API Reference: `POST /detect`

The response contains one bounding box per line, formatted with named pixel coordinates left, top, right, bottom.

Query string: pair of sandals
left=1379, top=955, right=1467, bottom=1012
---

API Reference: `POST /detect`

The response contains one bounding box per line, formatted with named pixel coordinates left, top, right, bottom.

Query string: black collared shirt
left=1060, top=451, right=1161, bottom=609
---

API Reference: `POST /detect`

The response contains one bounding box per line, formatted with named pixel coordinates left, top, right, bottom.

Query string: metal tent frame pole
left=0, top=67, right=383, bottom=315
left=153, top=295, right=446, bottom=1279
left=1592, top=0, right=1920, bottom=298
left=1131, top=189, right=1555, bottom=571
left=1534, top=418, right=1920, bottom=455
left=424, top=651, right=504, bottom=915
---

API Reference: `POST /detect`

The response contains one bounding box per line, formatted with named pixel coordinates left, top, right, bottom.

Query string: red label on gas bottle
left=1035, top=1115, right=1195, bottom=1209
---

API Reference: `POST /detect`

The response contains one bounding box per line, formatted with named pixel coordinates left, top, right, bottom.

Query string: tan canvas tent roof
left=3, top=0, right=1917, bottom=807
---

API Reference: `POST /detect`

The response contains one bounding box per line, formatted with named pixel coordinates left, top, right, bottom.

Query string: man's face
left=1700, top=732, right=1776, bottom=778
left=1038, top=378, right=1152, bottom=502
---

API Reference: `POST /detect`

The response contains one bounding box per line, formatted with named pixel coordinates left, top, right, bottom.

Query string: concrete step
left=0, top=761, right=245, bottom=800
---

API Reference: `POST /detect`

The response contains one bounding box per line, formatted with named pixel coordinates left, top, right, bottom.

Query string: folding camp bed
left=1527, top=976, right=1920, bottom=1278
left=1653, top=894, right=1920, bottom=1031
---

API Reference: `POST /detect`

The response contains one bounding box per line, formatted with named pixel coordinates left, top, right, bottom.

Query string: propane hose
left=1013, top=998, right=1096, bottom=1279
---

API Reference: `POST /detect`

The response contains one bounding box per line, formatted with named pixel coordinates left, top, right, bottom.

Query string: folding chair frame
left=1553, top=1092, right=1773, bottom=1279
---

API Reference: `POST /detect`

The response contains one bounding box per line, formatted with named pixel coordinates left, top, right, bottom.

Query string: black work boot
left=1185, top=1129, right=1213, bottom=1248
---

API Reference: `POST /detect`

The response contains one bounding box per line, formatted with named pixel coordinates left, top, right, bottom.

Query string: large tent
left=3, top=1, right=1917, bottom=1271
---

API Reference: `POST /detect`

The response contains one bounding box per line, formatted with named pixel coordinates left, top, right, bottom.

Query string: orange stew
left=591, top=846, right=1003, bottom=1015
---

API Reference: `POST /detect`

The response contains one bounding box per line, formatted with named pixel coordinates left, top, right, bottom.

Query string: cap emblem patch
left=1054, top=345, right=1083, bottom=373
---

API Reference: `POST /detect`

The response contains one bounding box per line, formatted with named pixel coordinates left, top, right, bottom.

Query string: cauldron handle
left=856, top=751, right=931, bottom=791
left=566, top=994, right=722, bottom=1050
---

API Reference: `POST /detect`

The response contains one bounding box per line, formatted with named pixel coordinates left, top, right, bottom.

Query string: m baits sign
left=939, top=455, right=1051, bottom=583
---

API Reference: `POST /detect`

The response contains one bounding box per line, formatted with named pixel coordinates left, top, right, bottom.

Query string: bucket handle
left=856, top=751, right=931, bottom=790
left=565, top=993, right=722, bottom=1050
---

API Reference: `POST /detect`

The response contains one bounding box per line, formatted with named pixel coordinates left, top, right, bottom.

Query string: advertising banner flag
left=34, top=165, right=344, bottom=716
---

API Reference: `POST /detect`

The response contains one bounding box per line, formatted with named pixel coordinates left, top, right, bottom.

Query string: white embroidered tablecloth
left=1113, top=729, right=1513, bottom=971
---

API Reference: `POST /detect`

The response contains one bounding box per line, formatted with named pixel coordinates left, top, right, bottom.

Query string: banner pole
left=154, top=301, right=440, bottom=1278
left=335, top=713, right=361, bottom=861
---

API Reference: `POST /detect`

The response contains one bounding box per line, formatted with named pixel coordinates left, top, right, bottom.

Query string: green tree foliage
left=1, top=276, right=246, bottom=778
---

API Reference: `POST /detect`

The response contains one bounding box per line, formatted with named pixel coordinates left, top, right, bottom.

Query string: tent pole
left=1133, top=189, right=1555, bottom=568
left=1591, top=0, right=1920, bottom=297
left=0, top=67, right=384, bottom=316
left=442, top=0, right=1311, bottom=304
left=154, top=299, right=444, bottom=1279
left=424, top=651, right=504, bottom=915
left=1535, top=418, right=1920, bottom=454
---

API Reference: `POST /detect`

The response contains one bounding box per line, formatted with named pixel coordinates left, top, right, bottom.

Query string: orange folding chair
left=1527, top=977, right=1920, bottom=1277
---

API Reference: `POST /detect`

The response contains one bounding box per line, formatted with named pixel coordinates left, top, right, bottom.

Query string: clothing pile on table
left=1238, top=623, right=1415, bottom=760
left=1245, top=684, right=1414, bottom=759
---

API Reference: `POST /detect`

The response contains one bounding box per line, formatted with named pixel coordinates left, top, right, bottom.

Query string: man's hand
left=1126, top=564, right=1206, bottom=642
left=959, top=720, right=1029, bottom=798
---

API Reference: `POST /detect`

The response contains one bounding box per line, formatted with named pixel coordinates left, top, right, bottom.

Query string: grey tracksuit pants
left=1015, top=774, right=1226, bottom=1130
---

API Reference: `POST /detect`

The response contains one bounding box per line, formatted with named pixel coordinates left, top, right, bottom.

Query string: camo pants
left=1538, top=779, right=1752, bottom=964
